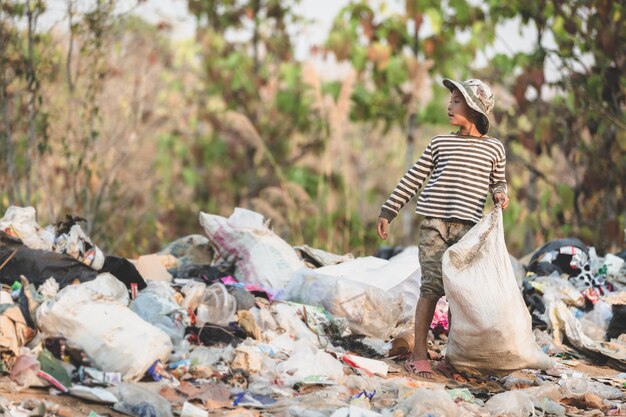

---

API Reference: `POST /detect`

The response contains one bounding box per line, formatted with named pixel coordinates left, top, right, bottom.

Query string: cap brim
left=443, top=78, right=462, bottom=93
left=442, top=78, right=490, bottom=134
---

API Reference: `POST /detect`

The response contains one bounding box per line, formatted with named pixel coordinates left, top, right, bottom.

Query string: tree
left=485, top=0, right=626, bottom=253
left=183, top=0, right=327, bottom=244
left=0, top=0, right=50, bottom=206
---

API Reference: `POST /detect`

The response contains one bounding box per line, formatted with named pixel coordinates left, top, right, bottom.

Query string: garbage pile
left=0, top=206, right=625, bottom=417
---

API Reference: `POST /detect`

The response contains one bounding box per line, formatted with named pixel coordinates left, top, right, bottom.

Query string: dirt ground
left=1, top=356, right=623, bottom=416
left=0, top=382, right=126, bottom=416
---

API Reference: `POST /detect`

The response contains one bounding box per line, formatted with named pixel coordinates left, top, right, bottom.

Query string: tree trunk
left=1, top=73, right=17, bottom=204
left=25, top=0, right=38, bottom=206
left=402, top=12, right=422, bottom=245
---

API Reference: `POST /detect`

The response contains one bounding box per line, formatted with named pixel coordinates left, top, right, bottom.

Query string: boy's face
left=447, top=89, right=473, bottom=128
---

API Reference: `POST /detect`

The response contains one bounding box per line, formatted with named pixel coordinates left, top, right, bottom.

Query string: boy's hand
left=494, top=192, right=509, bottom=209
left=377, top=217, right=389, bottom=240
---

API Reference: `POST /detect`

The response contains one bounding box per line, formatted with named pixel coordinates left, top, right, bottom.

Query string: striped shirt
left=380, top=134, right=507, bottom=224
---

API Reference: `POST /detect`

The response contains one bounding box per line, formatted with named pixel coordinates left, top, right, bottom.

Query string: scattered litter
left=0, top=205, right=624, bottom=417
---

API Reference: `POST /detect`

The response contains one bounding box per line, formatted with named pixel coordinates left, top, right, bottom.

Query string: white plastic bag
left=281, top=269, right=401, bottom=340
left=54, top=224, right=105, bottom=270
left=37, top=275, right=172, bottom=381
left=547, top=300, right=626, bottom=364
left=281, top=249, right=420, bottom=338
left=130, top=281, right=189, bottom=344
left=442, top=208, right=553, bottom=374
left=482, top=391, right=536, bottom=417
left=393, top=388, right=461, bottom=417
left=0, top=206, right=54, bottom=250
left=110, top=383, right=174, bottom=417
left=314, top=248, right=422, bottom=323
left=277, top=340, right=344, bottom=381
left=530, top=273, right=585, bottom=307
left=199, top=208, right=304, bottom=289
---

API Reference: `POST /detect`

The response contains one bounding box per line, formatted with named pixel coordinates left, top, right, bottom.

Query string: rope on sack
left=0, top=248, right=18, bottom=271
left=448, top=207, right=500, bottom=271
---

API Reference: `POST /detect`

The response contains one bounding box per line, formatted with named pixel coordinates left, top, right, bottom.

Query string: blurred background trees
left=1, top=0, right=624, bottom=257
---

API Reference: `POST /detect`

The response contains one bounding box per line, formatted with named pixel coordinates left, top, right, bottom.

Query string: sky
left=41, top=0, right=561, bottom=83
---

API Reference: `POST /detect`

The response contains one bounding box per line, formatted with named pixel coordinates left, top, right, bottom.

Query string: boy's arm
left=490, top=145, right=507, bottom=196
left=379, top=143, right=435, bottom=223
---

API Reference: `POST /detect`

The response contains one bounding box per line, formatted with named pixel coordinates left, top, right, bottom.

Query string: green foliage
left=480, top=0, right=626, bottom=253
left=325, top=0, right=497, bottom=132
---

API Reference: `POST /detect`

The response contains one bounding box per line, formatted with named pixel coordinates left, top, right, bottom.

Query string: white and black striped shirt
left=380, top=134, right=507, bottom=224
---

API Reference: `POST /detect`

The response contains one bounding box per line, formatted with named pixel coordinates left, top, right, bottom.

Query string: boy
left=376, top=78, right=509, bottom=379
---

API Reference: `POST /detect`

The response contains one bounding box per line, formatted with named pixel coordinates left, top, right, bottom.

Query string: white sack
left=442, top=208, right=553, bottom=374
left=199, top=208, right=304, bottom=289
left=37, top=275, right=172, bottom=381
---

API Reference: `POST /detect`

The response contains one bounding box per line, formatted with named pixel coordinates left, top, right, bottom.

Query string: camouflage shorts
left=419, top=217, right=474, bottom=300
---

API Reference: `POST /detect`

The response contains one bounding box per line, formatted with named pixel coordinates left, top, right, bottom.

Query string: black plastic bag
left=0, top=246, right=97, bottom=288
left=100, top=256, right=147, bottom=291
left=528, top=238, right=589, bottom=277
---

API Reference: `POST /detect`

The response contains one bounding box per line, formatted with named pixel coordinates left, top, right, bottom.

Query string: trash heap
left=0, top=206, right=624, bottom=417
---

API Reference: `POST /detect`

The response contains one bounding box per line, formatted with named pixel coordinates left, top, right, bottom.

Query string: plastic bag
left=530, top=273, right=585, bottom=307
left=548, top=300, right=626, bottom=365
left=384, top=247, right=422, bottom=323
left=393, top=388, right=461, bottom=416
left=199, top=208, right=304, bottom=289
left=111, top=383, right=174, bottom=417
left=10, top=349, right=42, bottom=388
left=68, top=385, right=118, bottom=404
left=270, top=302, right=322, bottom=347
left=0, top=246, right=98, bottom=289
left=189, top=346, right=225, bottom=367
left=583, top=300, right=613, bottom=329
left=281, top=269, right=401, bottom=340
left=510, top=255, right=527, bottom=288
left=277, top=340, right=344, bottom=382
left=442, top=208, right=553, bottom=374
left=54, top=224, right=104, bottom=270
left=0, top=207, right=105, bottom=269
left=302, top=248, right=421, bottom=324
left=0, top=206, right=53, bottom=250
left=130, top=281, right=188, bottom=344
left=37, top=275, right=172, bottom=381
left=83, top=273, right=130, bottom=304
left=482, top=391, right=536, bottom=417
left=294, top=244, right=355, bottom=267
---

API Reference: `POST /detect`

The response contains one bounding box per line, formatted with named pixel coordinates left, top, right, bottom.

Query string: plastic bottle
left=559, top=374, right=588, bottom=397
left=196, top=283, right=237, bottom=326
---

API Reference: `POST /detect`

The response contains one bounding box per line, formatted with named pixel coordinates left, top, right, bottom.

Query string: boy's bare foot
left=404, top=359, right=434, bottom=379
